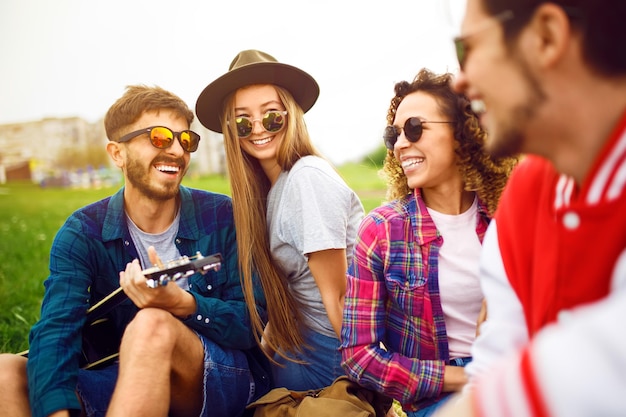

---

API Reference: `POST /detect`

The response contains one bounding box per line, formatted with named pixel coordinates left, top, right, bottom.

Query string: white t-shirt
left=427, top=197, right=483, bottom=358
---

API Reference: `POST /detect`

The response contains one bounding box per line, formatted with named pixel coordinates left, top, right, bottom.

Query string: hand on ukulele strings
left=119, top=246, right=191, bottom=313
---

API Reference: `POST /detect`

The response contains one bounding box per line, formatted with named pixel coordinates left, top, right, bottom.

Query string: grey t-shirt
left=126, top=208, right=186, bottom=289
left=266, top=155, right=364, bottom=337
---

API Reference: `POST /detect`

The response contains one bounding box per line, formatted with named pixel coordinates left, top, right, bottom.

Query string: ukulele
left=19, top=252, right=223, bottom=369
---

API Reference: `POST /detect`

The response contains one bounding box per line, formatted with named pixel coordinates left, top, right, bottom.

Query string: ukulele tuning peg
left=158, top=273, right=171, bottom=286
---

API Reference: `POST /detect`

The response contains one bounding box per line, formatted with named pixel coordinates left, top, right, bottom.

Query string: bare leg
left=106, top=308, right=204, bottom=417
left=0, top=354, right=31, bottom=417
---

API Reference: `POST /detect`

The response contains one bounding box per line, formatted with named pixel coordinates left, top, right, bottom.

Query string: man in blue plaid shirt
left=0, top=85, right=269, bottom=417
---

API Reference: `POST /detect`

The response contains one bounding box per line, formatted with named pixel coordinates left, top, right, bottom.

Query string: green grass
left=0, top=183, right=115, bottom=352
left=0, top=163, right=386, bottom=353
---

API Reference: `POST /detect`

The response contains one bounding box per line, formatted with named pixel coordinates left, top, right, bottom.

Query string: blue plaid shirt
left=26, top=186, right=265, bottom=417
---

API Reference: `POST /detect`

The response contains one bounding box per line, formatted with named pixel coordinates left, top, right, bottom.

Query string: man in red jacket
left=436, top=0, right=626, bottom=416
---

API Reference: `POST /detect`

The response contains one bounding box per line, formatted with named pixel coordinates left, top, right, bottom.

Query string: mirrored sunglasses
left=118, top=126, right=200, bottom=152
left=383, top=117, right=453, bottom=150
left=235, top=111, right=288, bottom=139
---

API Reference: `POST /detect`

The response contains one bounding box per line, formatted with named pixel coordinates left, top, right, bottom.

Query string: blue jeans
left=407, top=357, right=472, bottom=417
left=75, top=333, right=252, bottom=417
left=271, top=327, right=342, bottom=391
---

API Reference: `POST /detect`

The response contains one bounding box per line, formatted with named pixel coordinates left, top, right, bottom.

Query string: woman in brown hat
left=195, top=50, right=364, bottom=391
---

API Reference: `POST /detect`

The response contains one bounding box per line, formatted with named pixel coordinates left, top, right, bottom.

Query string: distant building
left=0, top=116, right=226, bottom=184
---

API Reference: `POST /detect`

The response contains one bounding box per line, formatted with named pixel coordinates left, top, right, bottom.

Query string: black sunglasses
left=383, top=118, right=454, bottom=150
left=234, top=110, right=287, bottom=138
left=118, top=126, right=200, bottom=152
left=454, top=10, right=514, bottom=70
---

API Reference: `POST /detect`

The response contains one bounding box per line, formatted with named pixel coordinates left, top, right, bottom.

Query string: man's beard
left=124, top=152, right=186, bottom=201
left=488, top=55, right=547, bottom=159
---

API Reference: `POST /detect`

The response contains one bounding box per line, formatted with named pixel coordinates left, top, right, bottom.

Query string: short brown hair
left=104, top=85, right=194, bottom=141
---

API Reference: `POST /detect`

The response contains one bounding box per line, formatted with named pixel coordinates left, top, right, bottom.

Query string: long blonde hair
left=221, top=85, right=320, bottom=360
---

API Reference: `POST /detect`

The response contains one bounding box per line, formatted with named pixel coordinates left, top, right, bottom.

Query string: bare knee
left=121, top=308, right=179, bottom=354
left=0, top=353, right=29, bottom=407
left=0, top=353, right=28, bottom=386
left=0, top=354, right=31, bottom=417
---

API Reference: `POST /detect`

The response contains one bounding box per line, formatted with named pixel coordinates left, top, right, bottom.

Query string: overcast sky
left=0, top=0, right=466, bottom=165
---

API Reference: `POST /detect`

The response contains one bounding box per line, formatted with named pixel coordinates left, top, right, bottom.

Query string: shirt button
left=204, top=318, right=210, bottom=324
left=196, top=314, right=202, bottom=321
left=563, top=211, right=580, bottom=230
left=207, top=284, right=213, bottom=291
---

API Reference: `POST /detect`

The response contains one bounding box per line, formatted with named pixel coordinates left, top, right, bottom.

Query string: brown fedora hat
left=195, top=49, right=320, bottom=133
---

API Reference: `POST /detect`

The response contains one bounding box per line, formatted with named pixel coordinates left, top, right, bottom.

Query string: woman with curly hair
left=340, top=68, right=517, bottom=417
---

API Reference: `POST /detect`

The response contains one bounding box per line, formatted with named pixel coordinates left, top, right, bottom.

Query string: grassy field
left=0, top=162, right=386, bottom=353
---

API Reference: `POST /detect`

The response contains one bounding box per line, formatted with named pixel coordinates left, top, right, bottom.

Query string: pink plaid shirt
left=340, top=188, right=490, bottom=411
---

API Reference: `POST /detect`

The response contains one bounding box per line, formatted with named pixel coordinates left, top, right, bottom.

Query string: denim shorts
left=270, top=327, right=342, bottom=391
left=76, top=333, right=252, bottom=417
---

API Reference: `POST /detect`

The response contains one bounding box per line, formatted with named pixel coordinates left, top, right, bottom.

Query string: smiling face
left=113, top=109, right=190, bottom=201
left=233, top=84, right=287, bottom=170
left=392, top=91, right=462, bottom=193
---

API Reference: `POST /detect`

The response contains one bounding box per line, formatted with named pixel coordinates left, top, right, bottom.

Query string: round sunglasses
left=234, top=110, right=288, bottom=139
left=383, top=117, right=453, bottom=150
left=118, top=126, right=201, bottom=153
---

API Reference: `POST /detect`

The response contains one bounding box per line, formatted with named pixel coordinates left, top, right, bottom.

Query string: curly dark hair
left=381, top=68, right=518, bottom=215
